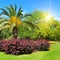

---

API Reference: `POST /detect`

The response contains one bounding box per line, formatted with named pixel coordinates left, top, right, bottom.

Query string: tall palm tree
left=0, top=4, right=38, bottom=39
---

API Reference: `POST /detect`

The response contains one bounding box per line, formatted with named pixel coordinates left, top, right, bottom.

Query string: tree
left=0, top=5, right=38, bottom=39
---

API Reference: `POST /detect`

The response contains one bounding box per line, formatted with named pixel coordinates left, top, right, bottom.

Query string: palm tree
left=0, top=4, right=38, bottom=39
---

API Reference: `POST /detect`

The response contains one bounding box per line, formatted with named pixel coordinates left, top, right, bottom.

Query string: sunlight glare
left=44, top=13, right=51, bottom=22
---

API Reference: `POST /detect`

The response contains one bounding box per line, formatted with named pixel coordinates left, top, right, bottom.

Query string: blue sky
left=0, top=0, right=60, bottom=19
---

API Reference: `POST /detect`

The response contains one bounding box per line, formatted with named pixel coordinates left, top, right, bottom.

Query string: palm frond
left=24, top=21, right=39, bottom=29
left=0, top=21, right=9, bottom=27
left=20, top=23, right=32, bottom=31
left=15, top=4, right=17, bottom=15
left=10, top=4, right=16, bottom=16
left=9, top=23, right=16, bottom=33
left=0, top=8, right=10, bottom=17
left=0, top=19, right=7, bottom=23
left=21, top=21, right=39, bottom=31
left=23, top=14, right=32, bottom=17
left=17, top=6, right=23, bottom=18
left=5, top=6, right=13, bottom=17
left=0, top=25, right=10, bottom=30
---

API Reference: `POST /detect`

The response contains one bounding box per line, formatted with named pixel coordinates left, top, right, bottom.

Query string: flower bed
left=0, top=39, right=50, bottom=55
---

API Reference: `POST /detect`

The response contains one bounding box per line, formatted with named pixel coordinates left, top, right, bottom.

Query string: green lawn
left=0, top=43, right=60, bottom=60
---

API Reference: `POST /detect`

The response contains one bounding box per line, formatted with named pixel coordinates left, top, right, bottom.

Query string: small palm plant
left=0, top=4, right=38, bottom=39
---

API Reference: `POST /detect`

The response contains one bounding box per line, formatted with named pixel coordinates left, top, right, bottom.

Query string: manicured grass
left=49, top=41, right=59, bottom=44
left=0, top=43, right=60, bottom=60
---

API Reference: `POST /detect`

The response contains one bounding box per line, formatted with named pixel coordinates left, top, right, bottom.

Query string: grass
left=0, top=43, right=60, bottom=60
left=49, top=41, right=59, bottom=44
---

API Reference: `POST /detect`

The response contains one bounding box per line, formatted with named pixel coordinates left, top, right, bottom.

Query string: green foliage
left=24, top=10, right=60, bottom=41
left=54, top=24, right=60, bottom=41
left=0, top=9, right=60, bottom=41
left=0, top=29, right=12, bottom=40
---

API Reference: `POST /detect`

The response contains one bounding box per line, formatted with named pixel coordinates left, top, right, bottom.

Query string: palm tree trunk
left=12, top=27, right=18, bottom=39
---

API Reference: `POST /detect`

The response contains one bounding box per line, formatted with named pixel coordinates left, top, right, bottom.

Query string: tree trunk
left=12, top=27, right=18, bottom=39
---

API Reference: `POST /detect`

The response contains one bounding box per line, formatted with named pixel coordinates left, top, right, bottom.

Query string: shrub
left=35, top=39, right=50, bottom=51
left=0, top=40, right=9, bottom=51
left=24, top=40, right=35, bottom=54
left=0, top=39, right=50, bottom=55
left=0, top=40, right=4, bottom=51
left=3, top=39, right=35, bottom=55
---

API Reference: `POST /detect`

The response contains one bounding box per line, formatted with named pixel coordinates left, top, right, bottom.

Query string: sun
left=44, top=13, right=51, bottom=22
left=45, top=14, right=51, bottom=20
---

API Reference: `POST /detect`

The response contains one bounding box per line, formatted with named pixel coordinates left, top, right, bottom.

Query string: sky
left=0, top=0, right=60, bottom=20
